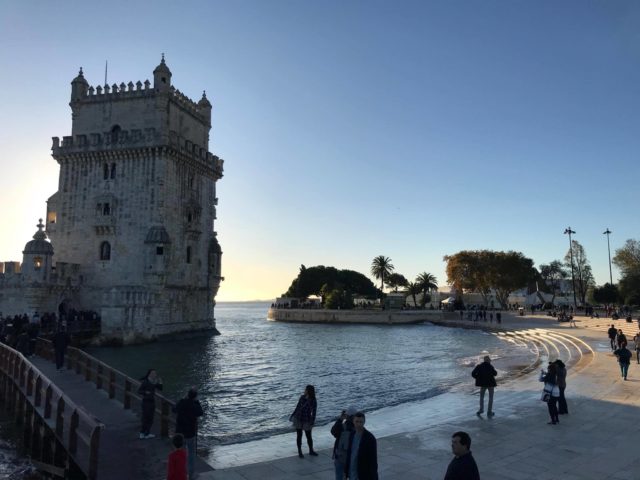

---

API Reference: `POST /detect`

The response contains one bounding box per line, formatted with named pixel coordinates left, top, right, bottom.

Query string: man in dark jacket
left=331, top=406, right=356, bottom=480
left=471, top=356, right=497, bottom=417
left=52, top=327, right=70, bottom=370
left=607, top=325, right=618, bottom=350
left=174, top=388, right=204, bottom=480
left=444, top=431, right=480, bottom=480
left=345, top=412, right=378, bottom=480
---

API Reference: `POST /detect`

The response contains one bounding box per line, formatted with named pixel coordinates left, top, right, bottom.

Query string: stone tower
left=45, top=57, right=224, bottom=342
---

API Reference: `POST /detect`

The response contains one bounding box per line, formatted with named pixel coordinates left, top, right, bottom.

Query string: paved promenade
left=201, top=314, right=640, bottom=480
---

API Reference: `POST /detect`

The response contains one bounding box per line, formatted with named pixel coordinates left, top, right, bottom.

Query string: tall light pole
left=603, top=228, right=613, bottom=285
left=564, top=227, right=577, bottom=308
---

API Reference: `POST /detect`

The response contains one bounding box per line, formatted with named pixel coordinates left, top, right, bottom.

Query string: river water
left=85, top=302, right=533, bottom=448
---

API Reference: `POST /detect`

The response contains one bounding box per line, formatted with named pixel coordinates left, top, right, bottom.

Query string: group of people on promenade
left=289, top=383, right=480, bottom=480
left=606, top=324, right=640, bottom=381
left=458, top=309, right=502, bottom=324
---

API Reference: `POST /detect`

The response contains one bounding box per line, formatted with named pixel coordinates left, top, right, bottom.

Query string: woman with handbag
left=540, top=363, right=560, bottom=425
left=289, top=385, right=318, bottom=458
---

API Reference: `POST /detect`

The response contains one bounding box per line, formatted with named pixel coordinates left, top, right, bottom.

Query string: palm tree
left=416, top=272, right=438, bottom=307
left=371, top=256, right=394, bottom=295
left=405, top=281, right=421, bottom=307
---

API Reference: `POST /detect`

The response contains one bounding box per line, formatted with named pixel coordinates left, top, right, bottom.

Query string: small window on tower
left=47, top=211, right=57, bottom=224
left=186, top=246, right=192, bottom=264
left=33, top=257, right=42, bottom=270
left=103, top=203, right=111, bottom=215
left=100, top=242, right=111, bottom=261
left=110, top=163, right=116, bottom=179
left=103, top=163, right=109, bottom=180
left=162, top=77, right=167, bottom=84
left=156, top=246, right=164, bottom=256
left=187, top=212, right=193, bottom=223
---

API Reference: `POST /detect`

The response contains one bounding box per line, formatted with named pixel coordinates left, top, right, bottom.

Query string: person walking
left=52, top=326, right=70, bottom=370
left=540, top=363, right=560, bottom=425
left=444, top=431, right=480, bottom=480
left=471, top=356, right=497, bottom=418
left=289, top=385, right=317, bottom=458
left=616, top=329, right=627, bottom=349
left=345, top=412, right=378, bottom=480
left=138, top=369, right=163, bottom=439
left=331, top=406, right=356, bottom=480
left=174, top=388, right=204, bottom=479
left=554, top=359, right=569, bottom=415
left=613, top=343, right=632, bottom=381
left=607, top=325, right=618, bottom=351
left=634, top=332, right=640, bottom=364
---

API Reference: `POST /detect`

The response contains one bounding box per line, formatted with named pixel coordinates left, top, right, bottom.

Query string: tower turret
left=22, top=219, right=54, bottom=283
left=153, top=54, right=172, bottom=92
left=198, top=90, right=212, bottom=125
left=70, top=67, right=88, bottom=103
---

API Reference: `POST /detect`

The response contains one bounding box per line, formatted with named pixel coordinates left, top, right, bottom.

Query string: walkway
left=201, top=314, right=639, bottom=480
left=29, top=355, right=214, bottom=479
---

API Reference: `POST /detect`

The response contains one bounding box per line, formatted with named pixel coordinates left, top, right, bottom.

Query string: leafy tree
left=404, top=281, right=422, bottom=307
left=613, top=239, right=640, bottom=277
left=283, top=265, right=379, bottom=300
left=590, top=283, right=619, bottom=304
left=385, top=273, right=408, bottom=292
left=564, top=240, right=594, bottom=306
left=324, top=289, right=354, bottom=309
left=619, top=273, right=640, bottom=306
left=371, top=256, right=394, bottom=295
left=444, top=250, right=536, bottom=308
left=488, top=251, right=537, bottom=308
left=443, top=251, right=491, bottom=305
left=416, top=272, right=438, bottom=307
left=538, top=261, right=568, bottom=305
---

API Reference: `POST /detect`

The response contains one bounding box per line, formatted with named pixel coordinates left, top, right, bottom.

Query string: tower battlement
left=52, top=129, right=224, bottom=178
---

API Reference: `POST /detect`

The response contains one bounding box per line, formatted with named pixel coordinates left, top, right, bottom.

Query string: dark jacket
left=52, top=330, right=70, bottom=352
left=614, top=347, right=632, bottom=364
left=345, top=428, right=378, bottom=480
left=137, top=378, right=162, bottom=403
left=608, top=327, right=618, bottom=339
left=471, top=362, right=497, bottom=387
left=331, top=416, right=354, bottom=459
left=290, top=395, right=317, bottom=424
left=555, top=365, right=567, bottom=389
left=174, top=397, right=204, bottom=439
left=444, top=451, right=480, bottom=480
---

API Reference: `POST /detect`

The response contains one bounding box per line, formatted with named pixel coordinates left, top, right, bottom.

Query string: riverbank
left=200, top=314, right=640, bottom=479
left=267, top=307, right=443, bottom=324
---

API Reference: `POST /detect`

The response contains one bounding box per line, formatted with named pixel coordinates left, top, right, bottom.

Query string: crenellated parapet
left=74, top=80, right=210, bottom=120
left=52, top=128, right=160, bottom=154
left=52, top=129, right=224, bottom=177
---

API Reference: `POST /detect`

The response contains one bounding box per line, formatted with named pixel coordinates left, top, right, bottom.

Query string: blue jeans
left=620, top=362, right=629, bottom=379
left=185, top=436, right=196, bottom=479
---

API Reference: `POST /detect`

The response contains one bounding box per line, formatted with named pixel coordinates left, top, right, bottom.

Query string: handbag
left=541, top=383, right=553, bottom=402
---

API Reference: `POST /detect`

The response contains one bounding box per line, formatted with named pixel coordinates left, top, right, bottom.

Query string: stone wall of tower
left=39, top=60, right=224, bottom=343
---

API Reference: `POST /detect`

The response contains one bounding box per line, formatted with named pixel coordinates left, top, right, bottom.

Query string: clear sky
left=1, top=1, right=639, bottom=301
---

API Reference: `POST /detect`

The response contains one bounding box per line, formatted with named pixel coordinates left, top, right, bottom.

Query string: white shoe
left=145, top=433, right=156, bottom=439
left=139, top=433, right=146, bottom=439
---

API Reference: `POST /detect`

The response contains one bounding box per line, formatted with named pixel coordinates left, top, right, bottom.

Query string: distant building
left=0, top=57, right=224, bottom=343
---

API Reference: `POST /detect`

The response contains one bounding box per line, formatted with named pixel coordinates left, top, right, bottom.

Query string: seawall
left=267, top=308, right=444, bottom=324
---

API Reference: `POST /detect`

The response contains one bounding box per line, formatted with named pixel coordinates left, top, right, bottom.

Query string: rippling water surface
left=87, top=302, right=532, bottom=446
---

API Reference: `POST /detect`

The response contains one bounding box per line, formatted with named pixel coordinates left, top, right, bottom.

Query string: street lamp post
left=564, top=227, right=577, bottom=308
left=603, top=228, right=613, bottom=285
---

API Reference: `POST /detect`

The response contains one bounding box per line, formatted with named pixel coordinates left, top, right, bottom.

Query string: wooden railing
left=35, top=338, right=176, bottom=437
left=0, top=341, right=103, bottom=479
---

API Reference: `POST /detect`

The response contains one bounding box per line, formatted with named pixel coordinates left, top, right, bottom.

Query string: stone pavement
left=199, top=314, right=640, bottom=480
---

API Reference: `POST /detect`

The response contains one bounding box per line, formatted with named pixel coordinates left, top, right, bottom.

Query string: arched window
left=186, top=246, right=192, bottom=264
left=103, top=163, right=109, bottom=180
left=100, top=242, right=111, bottom=261
left=103, top=203, right=111, bottom=216
left=33, top=257, right=43, bottom=270
left=110, top=162, right=116, bottom=179
left=111, top=125, right=121, bottom=144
